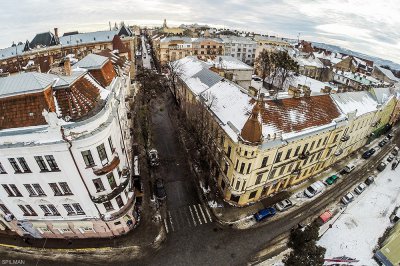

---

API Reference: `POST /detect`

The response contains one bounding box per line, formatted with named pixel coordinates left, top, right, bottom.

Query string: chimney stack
left=54, top=28, right=59, bottom=38
left=64, top=58, right=71, bottom=76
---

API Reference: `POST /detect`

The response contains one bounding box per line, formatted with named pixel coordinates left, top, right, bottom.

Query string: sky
left=1, top=0, right=399, bottom=64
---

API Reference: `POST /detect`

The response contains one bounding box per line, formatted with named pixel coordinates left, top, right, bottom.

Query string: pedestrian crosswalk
left=164, top=204, right=213, bottom=233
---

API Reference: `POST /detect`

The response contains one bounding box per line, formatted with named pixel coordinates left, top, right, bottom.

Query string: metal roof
left=74, top=54, right=109, bottom=70
left=192, top=68, right=223, bottom=88
left=0, top=72, right=56, bottom=98
left=0, top=44, right=25, bottom=60
left=59, top=30, right=117, bottom=47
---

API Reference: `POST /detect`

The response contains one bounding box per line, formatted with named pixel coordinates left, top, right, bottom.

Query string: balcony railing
left=101, top=191, right=135, bottom=222
left=92, top=154, right=120, bottom=176
left=91, top=177, right=130, bottom=204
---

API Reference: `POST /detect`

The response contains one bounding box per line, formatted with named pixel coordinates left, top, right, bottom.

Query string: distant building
left=372, top=66, right=400, bottom=85
left=220, top=36, right=257, bottom=65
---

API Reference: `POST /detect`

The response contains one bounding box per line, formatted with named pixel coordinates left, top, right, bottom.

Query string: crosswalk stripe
left=192, top=205, right=202, bottom=225
left=188, top=206, right=197, bottom=226
left=164, top=218, right=169, bottom=234
left=168, top=211, right=175, bottom=232
left=198, top=204, right=208, bottom=224
left=204, top=205, right=213, bottom=222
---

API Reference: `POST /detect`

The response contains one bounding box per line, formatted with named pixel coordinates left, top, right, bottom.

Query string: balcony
left=340, top=135, right=350, bottom=142
left=101, top=191, right=135, bottom=222
left=91, top=177, right=130, bottom=204
left=92, top=154, right=120, bottom=176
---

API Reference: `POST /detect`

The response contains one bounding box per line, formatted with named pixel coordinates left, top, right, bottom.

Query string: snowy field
left=318, top=165, right=400, bottom=265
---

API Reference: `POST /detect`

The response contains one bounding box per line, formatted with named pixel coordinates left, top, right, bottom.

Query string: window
left=332, top=135, right=338, bottom=143
left=35, top=156, right=48, bottom=171
left=59, top=182, right=73, bottom=195
left=45, top=155, right=59, bottom=171
left=235, top=181, right=240, bottom=190
left=24, top=184, right=37, bottom=197
left=285, top=149, right=292, bottom=160
left=279, top=166, right=286, bottom=176
left=261, top=156, right=269, bottom=168
left=49, top=183, right=63, bottom=196
left=275, top=152, right=282, bottom=163
left=246, top=163, right=252, bottom=174
left=294, top=146, right=301, bottom=156
left=39, top=205, right=51, bottom=216
left=107, top=172, right=117, bottom=189
left=63, top=204, right=75, bottom=215
left=249, top=191, right=257, bottom=199
left=48, top=204, right=60, bottom=216
left=0, top=163, right=6, bottom=174
left=17, top=158, right=30, bottom=172
left=72, top=203, right=85, bottom=215
left=223, top=162, right=229, bottom=175
left=18, top=205, right=30, bottom=216
left=108, top=136, right=114, bottom=152
left=302, top=144, right=309, bottom=154
left=81, top=150, right=95, bottom=167
left=103, top=201, right=114, bottom=211
left=2, top=185, right=14, bottom=197
left=235, top=160, right=239, bottom=170
left=270, top=168, right=277, bottom=178
left=97, top=144, right=108, bottom=164
left=255, top=174, right=262, bottom=185
left=19, top=205, right=37, bottom=216
left=8, top=158, right=21, bottom=173
left=239, top=163, right=245, bottom=174
left=9, top=184, right=22, bottom=197
left=0, top=204, right=11, bottom=214
left=316, top=139, right=322, bottom=148
left=310, top=141, right=315, bottom=151
left=310, top=154, right=316, bottom=163
left=93, top=178, right=105, bottom=192
left=323, top=137, right=328, bottom=145
left=115, top=195, right=124, bottom=208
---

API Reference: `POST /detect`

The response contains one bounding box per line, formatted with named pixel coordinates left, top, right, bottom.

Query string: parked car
left=154, top=178, right=166, bottom=200
left=392, top=159, right=399, bottom=170
left=343, top=163, right=356, bottom=173
left=325, top=174, right=339, bottom=185
left=379, top=139, right=389, bottom=147
left=387, top=154, right=395, bottom=162
left=391, top=146, right=399, bottom=156
left=365, top=176, right=375, bottom=186
left=377, top=161, right=387, bottom=171
left=148, top=149, right=160, bottom=166
left=254, top=207, right=276, bottom=222
left=304, top=181, right=325, bottom=198
left=362, top=148, right=376, bottom=159
left=387, top=133, right=393, bottom=139
left=275, top=199, right=293, bottom=211
left=341, top=192, right=355, bottom=205
left=354, top=183, right=367, bottom=195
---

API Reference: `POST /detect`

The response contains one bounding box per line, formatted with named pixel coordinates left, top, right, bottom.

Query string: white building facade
left=221, top=36, right=257, bottom=65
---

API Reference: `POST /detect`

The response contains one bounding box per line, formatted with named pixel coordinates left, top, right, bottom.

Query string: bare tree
left=255, top=49, right=274, bottom=81
left=167, top=60, right=184, bottom=100
left=274, top=51, right=299, bottom=94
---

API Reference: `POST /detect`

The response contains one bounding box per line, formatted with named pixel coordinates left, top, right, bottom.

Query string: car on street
left=254, top=207, right=276, bottom=222
left=154, top=178, right=166, bottom=200
left=275, top=199, right=293, bottom=211
left=304, top=181, right=325, bottom=198
left=387, top=154, right=395, bottom=162
left=377, top=161, right=387, bottom=171
left=387, top=133, right=393, bottom=139
left=392, top=159, right=399, bottom=170
left=365, top=176, right=375, bottom=186
left=343, top=163, right=356, bottom=173
left=362, top=148, right=376, bottom=159
left=148, top=149, right=160, bottom=166
left=379, top=138, right=389, bottom=147
left=341, top=192, right=355, bottom=205
left=325, top=174, right=339, bottom=185
left=354, top=183, right=367, bottom=195
left=392, top=146, right=399, bottom=156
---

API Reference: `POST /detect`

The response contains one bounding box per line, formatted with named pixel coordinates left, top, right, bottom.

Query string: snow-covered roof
left=331, top=91, right=378, bottom=117
left=294, top=55, right=324, bottom=68
left=59, top=30, right=117, bottom=47
left=288, top=75, right=337, bottom=95
left=0, top=72, right=55, bottom=98
left=74, top=54, right=109, bottom=70
left=160, top=36, right=194, bottom=43
left=370, top=87, right=394, bottom=105
left=376, top=66, right=400, bottom=82
left=220, top=35, right=256, bottom=45
left=211, top=56, right=252, bottom=70
left=335, top=71, right=373, bottom=86
left=0, top=44, right=25, bottom=60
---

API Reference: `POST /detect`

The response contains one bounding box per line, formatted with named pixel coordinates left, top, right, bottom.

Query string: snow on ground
left=256, top=249, right=289, bottom=266
left=318, top=165, right=400, bottom=265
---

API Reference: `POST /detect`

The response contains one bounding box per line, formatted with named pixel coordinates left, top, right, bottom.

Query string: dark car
left=254, top=207, right=276, bottom=222
left=154, top=179, right=166, bottom=200
left=148, top=149, right=160, bottom=167
left=365, top=176, right=374, bottom=185
left=362, top=148, right=376, bottom=159
left=379, top=140, right=386, bottom=147
left=387, top=133, right=393, bottom=139
left=377, top=161, right=387, bottom=172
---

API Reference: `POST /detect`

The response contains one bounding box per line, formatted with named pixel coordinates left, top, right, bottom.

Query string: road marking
left=188, top=205, right=197, bottom=226
left=198, top=204, right=208, bottom=224
left=192, top=205, right=202, bottom=225
left=168, top=211, right=175, bottom=232
left=163, top=218, right=169, bottom=234
left=204, top=205, right=213, bottom=222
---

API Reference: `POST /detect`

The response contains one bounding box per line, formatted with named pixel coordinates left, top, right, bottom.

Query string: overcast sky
left=1, top=0, right=399, bottom=63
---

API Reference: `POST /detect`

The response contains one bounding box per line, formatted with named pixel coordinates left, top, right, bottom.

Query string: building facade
left=220, top=36, right=257, bottom=65
left=0, top=53, right=137, bottom=238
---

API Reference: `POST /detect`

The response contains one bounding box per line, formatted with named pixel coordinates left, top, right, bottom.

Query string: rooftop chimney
left=54, top=28, right=59, bottom=38
left=64, top=58, right=71, bottom=76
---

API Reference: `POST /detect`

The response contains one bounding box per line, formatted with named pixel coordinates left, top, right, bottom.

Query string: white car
left=341, top=192, right=355, bottom=205
left=275, top=199, right=293, bottom=211
left=304, top=181, right=325, bottom=198
left=354, top=183, right=367, bottom=195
